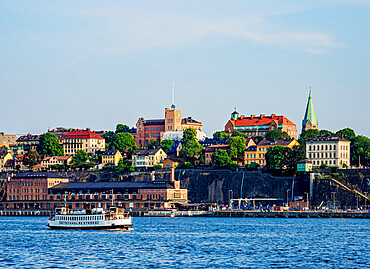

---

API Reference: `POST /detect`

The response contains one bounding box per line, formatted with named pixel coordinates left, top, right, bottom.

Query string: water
left=0, top=217, right=369, bottom=268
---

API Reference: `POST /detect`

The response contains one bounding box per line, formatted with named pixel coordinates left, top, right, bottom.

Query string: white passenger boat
left=47, top=204, right=132, bottom=230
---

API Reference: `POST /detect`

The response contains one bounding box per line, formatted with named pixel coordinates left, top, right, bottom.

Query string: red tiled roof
left=233, top=115, right=295, bottom=127
left=61, top=130, right=104, bottom=140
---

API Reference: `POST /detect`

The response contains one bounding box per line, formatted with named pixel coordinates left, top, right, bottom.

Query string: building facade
left=225, top=113, right=297, bottom=139
left=6, top=172, right=69, bottom=209
left=0, top=152, right=12, bottom=172
left=41, top=156, right=72, bottom=168
left=132, top=149, right=167, bottom=168
left=60, top=129, right=105, bottom=156
left=16, top=134, right=40, bottom=151
left=305, top=135, right=351, bottom=167
left=244, top=139, right=300, bottom=167
left=302, top=90, right=318, bottom=134
left=102, top=150, right=123, bottom=166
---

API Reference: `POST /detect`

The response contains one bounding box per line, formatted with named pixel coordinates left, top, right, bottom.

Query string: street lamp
left=228, top=190, right=233, bottom=209
left=286, top=189, right=291, bottom=206
left=304, top=192, right=309, bottom=210
left=331, top=192, right=336, bottom=211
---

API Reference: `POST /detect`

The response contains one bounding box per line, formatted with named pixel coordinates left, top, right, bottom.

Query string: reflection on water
left=0, top=217, right=369, bottom=268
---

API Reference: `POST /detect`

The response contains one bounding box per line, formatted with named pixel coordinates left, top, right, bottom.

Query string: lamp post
left=287, top=189, right=291, bottom=207
left=365, top=192, right=368, bottom=210
left=331, top=192, right=336, bottom=211
left=228, top=190, right=233, bottom=209
left=304, top=192, right=309, bottom=210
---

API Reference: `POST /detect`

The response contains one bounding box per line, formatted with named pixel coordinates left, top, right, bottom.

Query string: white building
left=305, top=135, right=350, bottom=168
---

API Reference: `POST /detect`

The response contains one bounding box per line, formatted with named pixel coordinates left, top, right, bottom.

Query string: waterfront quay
left=2, top=209, right=370, bottom=218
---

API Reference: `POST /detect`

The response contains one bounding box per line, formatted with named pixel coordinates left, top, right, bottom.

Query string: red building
left=136, top=118, right=165, bottom=146
left=225, top=111, right=297, bottom=139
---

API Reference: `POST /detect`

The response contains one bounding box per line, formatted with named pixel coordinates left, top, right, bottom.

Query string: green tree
left=228, top=136, right=246, bottom=158
left=180, top=129, right=203, bottom=160
left=352, top=135, right=370, bottom=166
left=264, top=130, right=290, bottom=141
left=213, top=131, right=229, bottom=140
left=265, top=146, right=289, bottom=170
left=71, top=150, right=89, bottom=168
left=38, top=133, right=64, bottom=157
left=319, top=129, right=334, bottom=136
left=115, top=159, right=134, bottom=172
left=231, top=131, right=245, bottom=138
left=335, top=128, right=356, bottom=141
left=160, top=139, right=175, bottom=153
left=115, top=124, right=129, bottom=133
left=246, top=162, right=260, bottom=171
left=212, top=149, right=232, bottom=168
left=103, top=131, right=115, bottom=150
left=111, top=133, right=137, bottom=156
left=23, top=150, right=41, bottom=167
left=300, top=129, right=320, bottom=141
left=285, top=145, right=306, bottom=171
left=147, top=138, right=160, bottom=149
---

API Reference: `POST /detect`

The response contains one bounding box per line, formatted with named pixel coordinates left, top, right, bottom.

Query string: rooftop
left=61, top=130, right=104, bottom=140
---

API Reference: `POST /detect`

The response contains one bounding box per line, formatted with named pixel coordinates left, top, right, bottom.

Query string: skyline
left=1, top=1, right=370, bottom=137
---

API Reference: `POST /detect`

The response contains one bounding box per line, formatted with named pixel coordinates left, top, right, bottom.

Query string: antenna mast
left=171, top=81, right=175, bottom=110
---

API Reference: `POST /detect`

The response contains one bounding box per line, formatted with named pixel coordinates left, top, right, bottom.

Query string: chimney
left=260, top=114, right=265, bottom=119
left=251, top=115, right=255, bottom=119
left=170, top=168, right=175, bottom=182
left=271, top=114, right=276, bottom=118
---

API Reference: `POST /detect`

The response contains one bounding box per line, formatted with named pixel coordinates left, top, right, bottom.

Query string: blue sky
left=1, top=0, right=370, bottom=137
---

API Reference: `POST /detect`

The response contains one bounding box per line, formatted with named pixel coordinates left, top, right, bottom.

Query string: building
left=41, top=156, right=73, bottom=168
left=204, top=144, right=230, bottom=166
left=60, top=129, right=105, bottom=156
left=297, top=160, right=313, bottom=172
left=305, top=135, right=351, bottom=168
left=102, top=150, right=123, bottom=166
left=5, top=171, right=69, bottom=209
left=0, top=152, right=12, bottom=172
left=136, top=103, right=203, bottom=146
left=163, top=155, right=186, bottom=169
left=244, top=139, right=299, bottom=167
left=302, top=90, right=318, bottom=134
left=0, top=132, right=18, bottom=146
left=225, top=112, right=297, bottom=139
left=132, top=149, right=167, bottom=168
left=47, top=128, right=75, bottom=139
left=16, top=134, right=40, bottom=151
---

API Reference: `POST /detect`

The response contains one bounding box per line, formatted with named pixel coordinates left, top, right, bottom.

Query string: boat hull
left=47, top=223, right=132, bottom=230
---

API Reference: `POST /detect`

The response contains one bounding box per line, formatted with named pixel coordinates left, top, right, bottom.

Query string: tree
left=246, top=162, right=260, bottom=171
left=212, top=149, right=232, bottom=168
left=285, top=145, right=306, bottom=171
left=103, top=131, right=115, bottom=150
left=160, top=139, right=175, bottom=153
left=213, top=131, right=229, bottom=140
left=111, top=133, right=137, bottom=156
left=115, top=159, right=134, bottom=172
left=265, top=146, right=289, bottom=170
left=264, top=130, right=290, bottom=141
left=228, top=136, right=246, bottom=158
left=180, top=129, right=203, bottom=160
left=352, top=135, right=370, bottom=166
left=300, top=129, right=320, bottom=141
left=71, top=150, right=89, bottom=168
left=231, top=131, right=245, bottom=138
left=335, top=128, right=356, bottom=141
left=115, top=124, right=129, bottom=133
left=23, top=150, right=41, bottom=167
left=38, top=133, right=64, bottom=157
left=319, top=129, right=334, bottom=136
left=147, top=138, right=160, bottom=149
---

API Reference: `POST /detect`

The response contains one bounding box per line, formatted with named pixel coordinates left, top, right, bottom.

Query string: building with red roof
left=224, top=111, right=297, bottom=139
left=60, top=129, right=105, bottom=156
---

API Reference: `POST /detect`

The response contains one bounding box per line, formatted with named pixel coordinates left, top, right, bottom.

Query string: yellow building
left=60, top=129, right=105, bottom=156
left=132, top=149, right=167, bottom=168
left=244, top=139, right=300, bottom=167
left=41, top=156, right=72, bottom=168
left=0, top=152, right=12, bottom=172
left=16, top=134, right=40, bottom=151
left=102, top=150, right=123, bottom=166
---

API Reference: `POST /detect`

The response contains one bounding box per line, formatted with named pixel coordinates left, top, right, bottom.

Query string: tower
left=231, top=107, right=239, bottom=120
left=302, top=88, right=318, bottom=134
left=165, top=82, right=182, bottom=131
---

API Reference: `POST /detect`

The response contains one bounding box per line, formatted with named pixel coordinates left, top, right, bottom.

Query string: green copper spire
left=302, top=89, right=318, bottom=127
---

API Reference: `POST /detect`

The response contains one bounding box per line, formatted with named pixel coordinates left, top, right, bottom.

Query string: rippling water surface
left=0, top=216, right=369, bottom=268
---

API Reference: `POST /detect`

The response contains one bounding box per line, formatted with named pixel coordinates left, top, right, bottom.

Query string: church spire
left=302, top=87, right=318, bottom=133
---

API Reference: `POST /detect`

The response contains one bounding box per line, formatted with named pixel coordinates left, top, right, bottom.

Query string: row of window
left=308, top=145, right=337, bottom=151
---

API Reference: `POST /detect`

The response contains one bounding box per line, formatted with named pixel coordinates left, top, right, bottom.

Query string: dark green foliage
left=319, top=129, right=334, bottom=136
left=352, top=135, right=370, bottom=166
left=153, top=164, right=162, bottom=170
left=160, top=139, right=175, bottom=153
left=115, top=124, right=129, bottom=133
left=111, top=133, right=137, bottom=156
left=212, top=149, right=232, bottom=168
left=103, top=131, right=115, bottom=150
left=213, top=131, right=229, bottom=140
left=265, top=146, right=289, bottom=170
left=180, top=129, right=203, bottom=160
left=23, top=150, right=41, bottom=167
left=147, top=138, right=160, bottom=149
left=246, top=162, right=259, bottom=171
left=71, top=150, right=95, bottom=169
left=115, top=159, right=134, bottom=172
left=335, top=128, right=356, bottom=141
left=264, top=130, right=290, bottom=141
left=227, top=136, right=246, bottom=158
left=38, top=133, right=64, bottom=157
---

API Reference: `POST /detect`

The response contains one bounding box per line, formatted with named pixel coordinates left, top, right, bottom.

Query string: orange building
left=225, top=111, right=297, bottom=139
